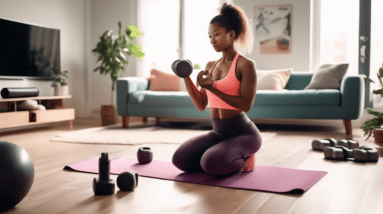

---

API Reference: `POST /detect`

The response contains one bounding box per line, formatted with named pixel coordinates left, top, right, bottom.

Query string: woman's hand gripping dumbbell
left=171, top=59, right=213, bottom=89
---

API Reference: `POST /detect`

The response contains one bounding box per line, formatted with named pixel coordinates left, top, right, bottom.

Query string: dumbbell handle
left=99, top=153, right=110, bottom=181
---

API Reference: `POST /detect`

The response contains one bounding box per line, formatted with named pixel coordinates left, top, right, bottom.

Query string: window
left=137, top=0, right=180, bottom=77
left=320, top=0, right=359, bottom=76
left=370, top=0, right=383, bottom=107
left=137, top=0, right=220, bottom=82
left=184, top=0, right=220, bottom=84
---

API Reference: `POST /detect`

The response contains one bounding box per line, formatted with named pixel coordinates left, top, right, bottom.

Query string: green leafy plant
left=361, top=66, right=383, bottom=140
left=51, top=66, right=68, bottom=87
left=193, top=63, right=201, bottom=69
left=92, top=22, right=145, bottom=106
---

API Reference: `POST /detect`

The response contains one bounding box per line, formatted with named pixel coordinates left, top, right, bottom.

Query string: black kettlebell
left=137, top=147, right=153, bottom=164
left=117, top=170, right=138, bottom=191
left=171, top=59, right=193, bottom=78
left=93, top=153, right=115, bottom=195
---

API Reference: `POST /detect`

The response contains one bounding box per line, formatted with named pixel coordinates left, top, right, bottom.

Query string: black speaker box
left=1, top=87, right=39, bottom=98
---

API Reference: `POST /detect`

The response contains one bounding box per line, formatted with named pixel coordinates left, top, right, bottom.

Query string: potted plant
left=51, top=66, right=69, bottom=96
left=92, top=22, right=145, bottom=126
left=361, top=65, right=383, bottom=144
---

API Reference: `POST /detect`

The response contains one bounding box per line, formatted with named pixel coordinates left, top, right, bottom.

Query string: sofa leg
left=156, top=117, right=160, bottom=125
left=123, top=116, right=130, bottom=128
left=143, top=116, right=148, bottom=123
left=343, top=119, right=353, bottom=140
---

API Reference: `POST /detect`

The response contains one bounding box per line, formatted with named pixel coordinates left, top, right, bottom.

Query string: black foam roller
left=1, top=87, right=39, bottom=98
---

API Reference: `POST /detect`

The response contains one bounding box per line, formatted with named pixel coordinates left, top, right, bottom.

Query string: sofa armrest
left=116, top=77, right=149, bottom=115
left=340, top=75, right=365, bottom=118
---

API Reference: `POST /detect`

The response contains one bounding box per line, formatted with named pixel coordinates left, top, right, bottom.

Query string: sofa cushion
left=305, top=64, right=348, bottom=90
left=130, top=91, right=194, bottom=106
left=129, top=89, right=341, bottom=107
left=148, top=68, right=180, bottom=91
left=257, top=68, right=293, bottom=90
left=254, top=89, right=341, bottom=106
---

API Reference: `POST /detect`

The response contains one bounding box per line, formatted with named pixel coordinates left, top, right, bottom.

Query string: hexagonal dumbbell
left=324, top=146, right=379, bottom=163
left=337, top=139, right=359, bottom=150
left=312, top=138, right=359, bottom=151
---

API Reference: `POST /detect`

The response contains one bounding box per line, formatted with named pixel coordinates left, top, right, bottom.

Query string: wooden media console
left=0, top=95, right=75, bottom=130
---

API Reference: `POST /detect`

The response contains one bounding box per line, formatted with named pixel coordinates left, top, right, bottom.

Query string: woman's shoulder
left=205, top=60, right=218, bottom=71
left=237, top=55, right=256, bottom=72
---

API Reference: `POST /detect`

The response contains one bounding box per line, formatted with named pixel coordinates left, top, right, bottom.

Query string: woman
left=172, top=3, right=261, bottom=176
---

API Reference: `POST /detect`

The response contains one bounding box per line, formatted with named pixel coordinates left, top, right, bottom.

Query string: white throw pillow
left=305, top=64, right=349, bottom=90
left=256, top=68, right=293, bottom=90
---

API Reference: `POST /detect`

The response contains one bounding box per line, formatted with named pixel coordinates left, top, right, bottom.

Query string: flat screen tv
left=0, top=18, right=60, bottom=80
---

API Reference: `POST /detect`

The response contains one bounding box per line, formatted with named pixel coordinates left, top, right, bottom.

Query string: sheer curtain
left=320, top=0, right=359, bottom=76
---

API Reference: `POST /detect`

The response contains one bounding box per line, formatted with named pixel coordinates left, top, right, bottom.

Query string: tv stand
left=0, top=95, right=75, bottom=130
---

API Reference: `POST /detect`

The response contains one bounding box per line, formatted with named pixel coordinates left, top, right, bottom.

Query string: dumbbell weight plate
left=337, top=139, right=360, bottom=149
left=324, top=147, right=345, bottom=160
left=354, top=148, right=379, bottom=163
left=312, top=138, right=337, bottom=151
left=171, top=60, right=181, bottom=73
left=172, top=60, right=193, bottom=78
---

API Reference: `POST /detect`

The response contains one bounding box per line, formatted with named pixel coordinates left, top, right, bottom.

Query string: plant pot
left=101, top=105, right=116, bottom=126
left=373, top=127, right=383, bottom=146
left=54, top=85, right=69, bottom=96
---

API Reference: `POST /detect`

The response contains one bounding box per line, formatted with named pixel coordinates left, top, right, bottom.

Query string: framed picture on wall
left=254, top=4, right=292, bottom=54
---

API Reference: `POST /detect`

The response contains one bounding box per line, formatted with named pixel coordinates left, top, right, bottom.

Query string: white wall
left=232, top=0, right=311, bottom=71
left=89, top=0, right=137, bottom=112
left=0, top=0, right=88, bottom=117
left=0, top=0, right=138, bottom=118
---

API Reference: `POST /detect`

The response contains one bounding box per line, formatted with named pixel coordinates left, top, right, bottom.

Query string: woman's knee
left=172, top=148, right=184, bottom=170
left=235, top=134, right=262, bottom=156
left=200, top=148, right=242, bottom=176
left=172, top=132, right=220, bottom=172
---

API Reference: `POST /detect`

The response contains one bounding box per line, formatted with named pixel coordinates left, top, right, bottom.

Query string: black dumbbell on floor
left=93, top=153, right=115, bottom=195
left=93, top=153, right=140, bottom=195
left=324, top=146, right=379, bottom=163
left=93, top=148, right=152, bottom=194
left=117, top=170, right=138, bottom=191
left=312, top=138, right=359, bottom=151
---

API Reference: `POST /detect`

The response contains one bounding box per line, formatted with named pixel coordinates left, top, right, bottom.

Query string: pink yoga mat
left=64, top=158, right=327, bottom=194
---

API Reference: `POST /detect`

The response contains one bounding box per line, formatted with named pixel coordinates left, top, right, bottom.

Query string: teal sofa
left=117, top=72, right=365, bottom=139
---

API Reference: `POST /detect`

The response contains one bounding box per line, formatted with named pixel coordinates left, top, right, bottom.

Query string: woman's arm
left=204, top=59, right=257, bottom=112
left=184, top=62, right=212, bottom=111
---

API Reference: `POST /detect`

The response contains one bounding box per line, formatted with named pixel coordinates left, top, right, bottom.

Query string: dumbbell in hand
left=312, top=138, right=359, bottom=151
left=171, top=60, right=193, bottom=78
left=324, top=146, right=379, bottom=163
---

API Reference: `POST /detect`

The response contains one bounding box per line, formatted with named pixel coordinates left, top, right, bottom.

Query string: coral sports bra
left=206, top=53, right=241, bottom=110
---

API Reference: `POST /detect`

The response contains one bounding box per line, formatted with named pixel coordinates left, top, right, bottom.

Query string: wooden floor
left=1, top=118, right=383, bottom=214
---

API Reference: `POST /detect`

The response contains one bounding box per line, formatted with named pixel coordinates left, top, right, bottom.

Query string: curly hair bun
left=215, top=3, right=254, bottom=54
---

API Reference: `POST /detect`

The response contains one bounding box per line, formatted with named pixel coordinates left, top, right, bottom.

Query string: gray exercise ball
left=0, top=141, right=34, bottom=212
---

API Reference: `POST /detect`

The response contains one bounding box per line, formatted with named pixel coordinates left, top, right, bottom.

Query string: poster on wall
left=254, top=5, right=292, bottom=54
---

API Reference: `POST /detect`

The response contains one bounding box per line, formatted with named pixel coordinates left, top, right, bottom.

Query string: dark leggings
left=172, top=112, right=262, bottom=176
